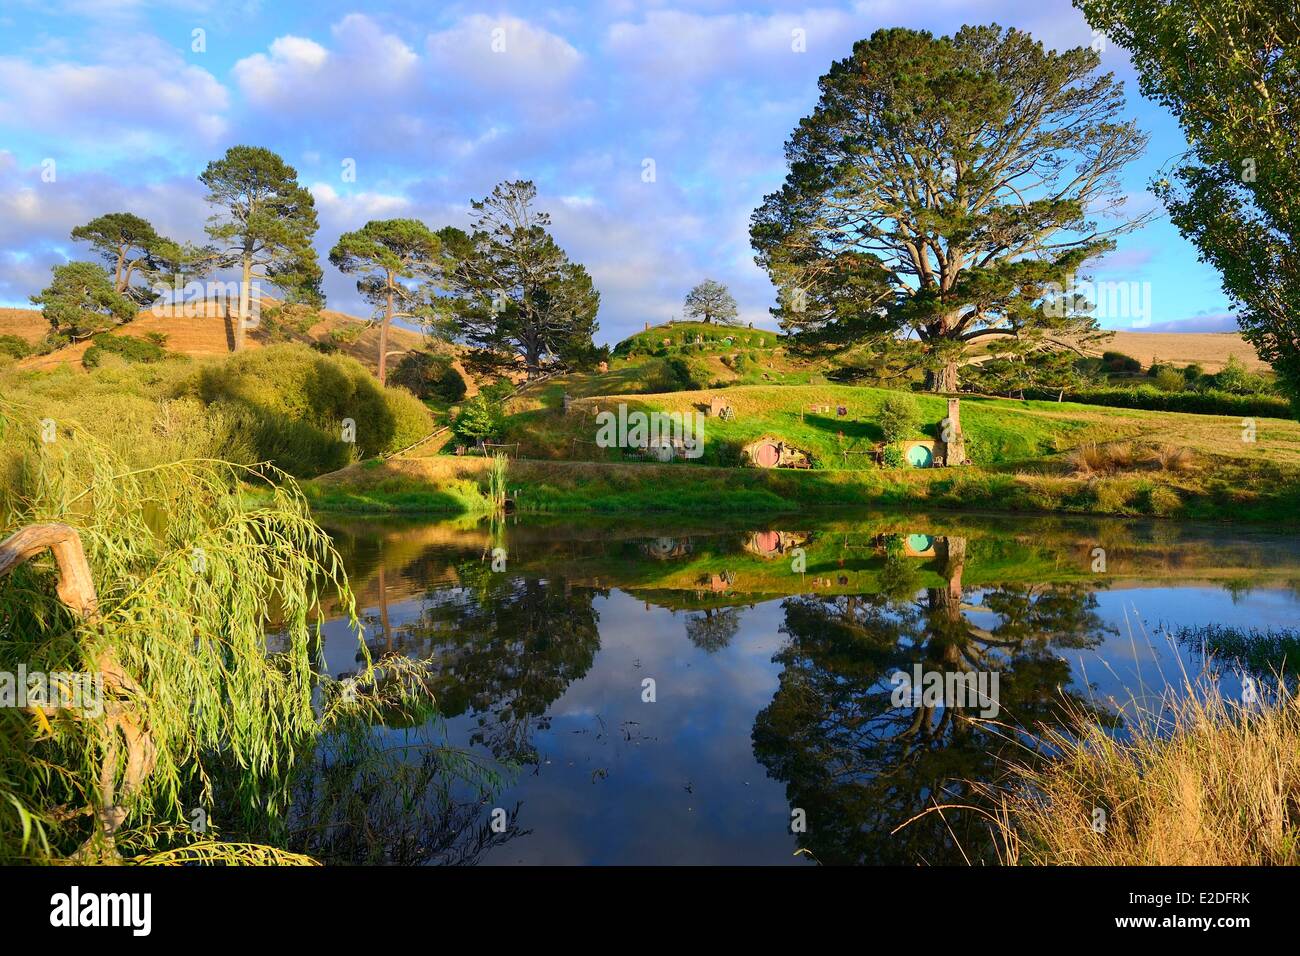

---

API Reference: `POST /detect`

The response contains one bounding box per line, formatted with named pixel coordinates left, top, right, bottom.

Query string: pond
left=308, top=511, right=1300, bottom=865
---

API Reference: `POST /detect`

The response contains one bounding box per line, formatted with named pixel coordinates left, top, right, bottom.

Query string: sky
left=0, top=0, right=1241, bottom=347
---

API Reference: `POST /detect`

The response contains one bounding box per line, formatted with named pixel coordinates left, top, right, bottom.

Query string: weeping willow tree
left=0, top=400, right=439, bottom=864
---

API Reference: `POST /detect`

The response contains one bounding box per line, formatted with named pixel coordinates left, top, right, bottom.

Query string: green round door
left=907, top=534, right=934, bottom=554
left=906, top=443, right=933, bottom=468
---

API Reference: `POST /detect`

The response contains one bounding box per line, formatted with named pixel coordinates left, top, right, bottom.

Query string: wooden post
left=0, top=523, right=156, bottom=852
left=945, top=397, right=966, bottom=465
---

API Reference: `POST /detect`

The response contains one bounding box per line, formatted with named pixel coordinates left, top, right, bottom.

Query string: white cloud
left=425, top=14, right=583, bottom=96
left=0, top=48, right=228, bottom=145
left=234, top=15, right=418, bottom=107
left=309, top=182, right=411, bottom=221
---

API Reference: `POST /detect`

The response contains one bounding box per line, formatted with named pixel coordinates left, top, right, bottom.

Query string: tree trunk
left=235, top=254, right=253, bottom=352
left=928, top=360, right=959, bottom=393
left=379, top=274, right=393, bottom=386
left=113, top=245, right=126, bottom=293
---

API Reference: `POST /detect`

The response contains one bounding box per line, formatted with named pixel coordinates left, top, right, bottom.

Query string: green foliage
left=181, top=344, right=433, bottom=476
left=0, top=402, right=368, bottom=862
left=1211, top=356, right=1270, bottom=395
left=1062, top=385, right=1290, bottom=418
left=329, top=218, right=444, bottom=384
left=752, top=24, right=1146, bottom=391
left=1153, top=366, right=1187, bottom=393
left=0, top=335, right=31, bottom=359
left=880, top=443, right=905, bottom=468
left=451, top=394, right=506, bottom=445
left=200, top=146, right=322, bottom=349
left=68, top=212, right=210, bottom=305
left=389, top=351, right=466, bottom=403
left=1101, top=351, right=1142, bottom=374
left=879, top=393, right=922, bottom=443
left=658, top=356, right=706, bottom=392
left=683, top=279, right=740, bottom=324
left=434, top=181, right=599, bottom=378
left=1076, top=0, right=1300, bottom=413
left=82, top=333, right=166, bottom=369
left=30, top=262, right=137, bottom=339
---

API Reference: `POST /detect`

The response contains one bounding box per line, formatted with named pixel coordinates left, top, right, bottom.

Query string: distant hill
left=2, top=302, right=476, bottom=389
left=1087, top=330, right=1265, bottom=372
left=609, top=321, right=1268, bottom=374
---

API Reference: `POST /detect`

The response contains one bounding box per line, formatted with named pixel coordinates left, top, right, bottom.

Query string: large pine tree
left=751, top=25, right=1148, bottom=391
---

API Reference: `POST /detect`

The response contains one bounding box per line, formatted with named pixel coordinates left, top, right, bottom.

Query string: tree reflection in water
left=753, top=536, right=1119, bottom=865
left=395, top=563, right=605, bottom=765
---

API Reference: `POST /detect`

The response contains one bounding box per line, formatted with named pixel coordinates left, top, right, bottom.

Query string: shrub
left=0, top=334, right=31, bottom=359
left=1059, top=385, right=1290, bottom=418
left=1153, top=366, right=1186, bottom=392
left=451, top=394, right=506, bottom=445
left=879, top=392, right=922, bottom=443
left=1101, top=350, right=1142, bottom=374
left=390, top=351, right=467, bottom=403
left=880, top=443, right=905, bottom=468
left=658, top=356, right=705, bottom=391
left=181, top=344, right=434, bottom=476
left=1211, top=356, right=1270, bottom=395
left=82, top=333, right=165, bottom=369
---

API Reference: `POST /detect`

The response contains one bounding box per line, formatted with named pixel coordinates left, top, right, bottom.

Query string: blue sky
left=0, top=0, right=1238, bottom=346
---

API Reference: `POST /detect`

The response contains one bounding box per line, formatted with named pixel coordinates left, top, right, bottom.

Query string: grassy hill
left=0, top=301, right=471, bottom=385
left=504, top=382, right=1300, bottom=469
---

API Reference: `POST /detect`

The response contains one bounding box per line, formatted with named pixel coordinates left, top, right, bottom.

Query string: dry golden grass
left=1066, top=440, right=1198, bottom=476
left=1093, top=330, right=1268, bottom=372
left=7, top=301, right=461, bottom=381
left=991, top=687, right=1300, bottom=865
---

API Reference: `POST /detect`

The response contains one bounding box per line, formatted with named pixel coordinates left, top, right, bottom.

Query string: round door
left=906, top=443, right=933, bottom=468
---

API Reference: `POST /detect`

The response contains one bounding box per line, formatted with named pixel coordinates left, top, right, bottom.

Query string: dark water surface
left=312, top=512, right=1300, bottom=865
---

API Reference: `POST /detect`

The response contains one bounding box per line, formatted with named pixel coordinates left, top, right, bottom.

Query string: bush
left=879, top=392, right=922, bottom=443
left=1211, top=356, right=1270, bottom=395
left=181, top=344, right=433, bottom=476
left=0, top=334, right=31, bottom=359
left=451, top=394, right=505, bottom=446
left=1062, top=385, right=1290, bottom=418
left=390, top=351, right=467, bottom=403
left=1153, top=366, right=1187, bottom=392
left=82, top=333, right=166, bottom=369
left=658, top=356, right=705, bottom=391
left=1101, top=350, right=1142, bottom=374
left=880, top=443, right=905, bottom=468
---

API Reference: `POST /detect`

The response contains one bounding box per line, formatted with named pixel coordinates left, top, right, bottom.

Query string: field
left=0, top=303, right=467, bottom=382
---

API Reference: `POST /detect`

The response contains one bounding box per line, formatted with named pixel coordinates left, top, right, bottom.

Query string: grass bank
left=992, top=687, right=1300, bottom=865
left=301, top=453, right=1300, bottom=523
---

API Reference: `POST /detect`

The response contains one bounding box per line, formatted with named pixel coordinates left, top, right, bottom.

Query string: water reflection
left=754, top=536, right=1118, bottom=864
left=312, top=513, right=1300, bottom=865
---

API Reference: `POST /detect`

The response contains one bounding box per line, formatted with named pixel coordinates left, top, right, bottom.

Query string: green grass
left=611, top=320, right=779, bottom=357
left=507, top=384, right=1125, bottom=468
left=304, top=454, right=1300, bottom=524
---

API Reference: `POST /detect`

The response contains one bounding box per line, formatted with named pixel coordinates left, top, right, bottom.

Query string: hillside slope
left=2, top=302, right=475, bottom=386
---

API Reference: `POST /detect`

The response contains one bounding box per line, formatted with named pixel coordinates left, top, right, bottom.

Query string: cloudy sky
left=0, top=0, right=1238, bottom=345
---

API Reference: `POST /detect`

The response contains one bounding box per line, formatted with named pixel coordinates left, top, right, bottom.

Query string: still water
left=308, top=512, right=1300, bottom=865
